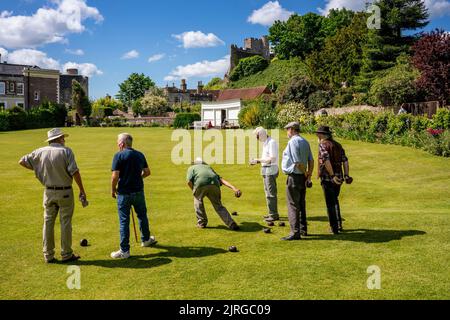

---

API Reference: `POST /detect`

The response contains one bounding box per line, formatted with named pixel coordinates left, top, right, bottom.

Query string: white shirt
left=260, top=137, right=279, bottom=176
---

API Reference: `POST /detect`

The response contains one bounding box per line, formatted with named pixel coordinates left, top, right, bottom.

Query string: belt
left=46, top=186, right=72, bottom=190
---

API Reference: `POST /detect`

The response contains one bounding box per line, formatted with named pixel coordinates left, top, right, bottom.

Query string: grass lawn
left=0, top=127, right=449, bottom=300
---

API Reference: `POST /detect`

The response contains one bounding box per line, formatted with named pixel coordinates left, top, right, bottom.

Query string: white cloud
left=0, top=47, right=102, bottom=77
left=248, top=1, right=294, bottom=26
left=1, top=48, right=60, bottom=69
left=0, top=0, right=103, bottom=49
left=319, top=0, right=450, bottom=17
left=318, top=0, right=366, bottom=15
left=65, top=48, right=85, bottom=56
left=173, top=31, right=225, bottom=49
left=121, top=50, right=139, bottom=60
left=164, top=55, right=230, bottom=81
left=424, top=0, right=450, bottom=17
left=148, top=53, right=165, bottom=63
left=63, top=62, right=103, bottom=77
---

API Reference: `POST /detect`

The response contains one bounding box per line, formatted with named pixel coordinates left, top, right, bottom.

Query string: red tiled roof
left=217, top=86, right=271, bottom=101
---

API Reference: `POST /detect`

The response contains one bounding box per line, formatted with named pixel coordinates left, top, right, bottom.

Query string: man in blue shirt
left=110, top=133, right=157, bottom=259
left=281, top=122, right=314, bottom=240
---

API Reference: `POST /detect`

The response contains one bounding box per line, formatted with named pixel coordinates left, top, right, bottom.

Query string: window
left=0, top=82, right=5, bottom=95
left=34, top=91, right=40, bottom=101
left=8, top=82, right=15, bottom=93
left=17, top=83, right=24, bottom=96
left=0, top=102, right=6, bottom=110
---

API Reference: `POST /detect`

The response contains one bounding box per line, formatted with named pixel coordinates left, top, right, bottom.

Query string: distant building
left=225, top=36, right=273, bottom=80
left=0, top=62, right=27, bottom=110
left=60, top=68, right=89, bottom=107
left=0, top=55, right=89, bottom=111
left=163, top=79, right=220, bottom=107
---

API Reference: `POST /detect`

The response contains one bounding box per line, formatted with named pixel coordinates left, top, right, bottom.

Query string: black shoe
left=62, top=254, right=81, bottom=263
left=301, top=231, right=308, bottom=237
left=45, top=258, right=58, bottom=264
left=329, top=227, right=340, bottom=235
left=265, top=216, right=280, bottom=222
left=229, top=223, right=240, bottom=231
left=281, top=234, right=301, bottom=241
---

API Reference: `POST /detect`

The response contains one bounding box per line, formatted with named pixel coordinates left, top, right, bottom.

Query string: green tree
left=307, top=13, right=368, bottom=90
left=204, top=77, right=225, bottom=90
left=368, top=55, right=420, bottom=106
left=269, top=13, right=325, bottom=60
left=92, top=96, right=124, bottom=118
left=321, top=8, right=355, bottom=38
left=230, top=56, right=269, bottom=81
left=376, top=0, right=429, bottom=41
left=116, top=73, right=155, bottom=106
left=72, top=79, right=91, bottom=125
left=139, top=93, right=169, bottom=116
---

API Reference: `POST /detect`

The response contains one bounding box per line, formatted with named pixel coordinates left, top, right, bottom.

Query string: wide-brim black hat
left=315, top=126, right=333, bottom=135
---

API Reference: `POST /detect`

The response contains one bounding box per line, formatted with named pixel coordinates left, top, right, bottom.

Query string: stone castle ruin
left=225, top=36, right=272, bottom=80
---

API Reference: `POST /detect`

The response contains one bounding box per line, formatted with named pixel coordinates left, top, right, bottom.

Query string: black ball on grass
left=80, top=239, right=88, bottom=247
left=267, top=221, right=275, bottom=227
left=232, top=212, right=238, bottom=216
left=279, top=222, right=286, bottom=227
left=229, top=246, right=238, bottom=253
left=263, top=228, right=272, bottom=234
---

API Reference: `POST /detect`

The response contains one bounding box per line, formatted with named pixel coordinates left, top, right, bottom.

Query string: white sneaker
left=110, top=249, right=130, bottom=259
left=141, top=236, right=157, bottom=247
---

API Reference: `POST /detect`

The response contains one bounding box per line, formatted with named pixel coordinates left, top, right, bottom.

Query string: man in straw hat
left=251, top=127, right=280, bottom=223
left=186, top=158, right=241, bottom=230
left=316, top=126, right=353, bottom=234
left=281, top=122, right=314, bottom=241
left=19, top=128, right=87, bottom=263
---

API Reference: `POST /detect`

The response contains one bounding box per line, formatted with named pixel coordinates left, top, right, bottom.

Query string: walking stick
left=130, top=207, right=139, bottom=244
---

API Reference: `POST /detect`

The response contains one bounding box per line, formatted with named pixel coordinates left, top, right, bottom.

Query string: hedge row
left=0, top=103, right=68, bottom=131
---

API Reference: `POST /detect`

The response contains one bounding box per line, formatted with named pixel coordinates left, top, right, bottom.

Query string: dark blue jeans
left=117, top=191, right=151, bottom=252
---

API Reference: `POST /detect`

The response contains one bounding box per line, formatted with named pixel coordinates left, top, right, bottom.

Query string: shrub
left=308, top=90, right=333, bottom=111
left=238, top=98, right=278, bottom=129
left=276, top=102, right=309, bottom=127
left=277, top=76, right=317, bottom=108
left=173, top=113, right=201, bottom=129
left=0, top=111, right=9, bottom=131
left=432, top=108, right=450, bottom=130
left=368, top=60, right=420, bottom=107
left=229, top=56, right=269, bottom=81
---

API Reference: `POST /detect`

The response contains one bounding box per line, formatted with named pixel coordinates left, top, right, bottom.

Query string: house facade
left=0, top=59, right=89, bottom=111
left=164, top=79, right=220, bottom=107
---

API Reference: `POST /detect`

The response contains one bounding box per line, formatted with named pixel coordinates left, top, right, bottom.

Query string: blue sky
left=1, top=0, right=449, bottom=100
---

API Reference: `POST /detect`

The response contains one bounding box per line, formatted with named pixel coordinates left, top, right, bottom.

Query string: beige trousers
left=194, top=185, right=235, bottom=228
left=42, top=189, right=74, bottom=261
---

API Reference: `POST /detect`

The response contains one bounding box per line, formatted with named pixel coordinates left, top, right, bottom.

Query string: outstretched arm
left=19, top=158, right=33, bottom=170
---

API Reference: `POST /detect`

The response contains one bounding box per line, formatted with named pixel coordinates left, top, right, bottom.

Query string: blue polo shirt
left=112, top=148, right=148, bottom=194
left=282, top=135, right=314, bottom=175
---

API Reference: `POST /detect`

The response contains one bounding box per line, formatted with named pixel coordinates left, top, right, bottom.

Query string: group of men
left=191, top=122, right=352, bottom=242
left=19, top=122, right=352, bottom=263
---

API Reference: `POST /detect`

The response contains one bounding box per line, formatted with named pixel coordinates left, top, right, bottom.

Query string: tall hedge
left=173, top=113, right=201, bottom=129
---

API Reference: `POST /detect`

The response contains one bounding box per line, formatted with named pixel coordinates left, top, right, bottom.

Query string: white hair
left=118, top=133, right=133, bottom=147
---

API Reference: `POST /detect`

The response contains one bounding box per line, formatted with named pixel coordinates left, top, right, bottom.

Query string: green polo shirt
left=186, top=164, right=221, bottom=192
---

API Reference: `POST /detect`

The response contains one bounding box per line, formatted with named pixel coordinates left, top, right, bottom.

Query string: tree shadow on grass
left=306, top=229, right=426, bottom=243
left=206, top=222, right=266, bottom=233
left=72, top=245, right=227, bottom=269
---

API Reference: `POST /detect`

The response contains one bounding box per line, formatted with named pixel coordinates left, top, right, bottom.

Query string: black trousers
left=321, top=180, right=343, bottom=232
left=286, top=174, right=307, bottom=236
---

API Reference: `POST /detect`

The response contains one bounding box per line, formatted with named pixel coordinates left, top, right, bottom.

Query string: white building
left=200, top=99, right=242, bottom=128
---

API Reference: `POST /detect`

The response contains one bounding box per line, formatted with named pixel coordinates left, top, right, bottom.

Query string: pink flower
left=427, top=128, right=444, bottom=136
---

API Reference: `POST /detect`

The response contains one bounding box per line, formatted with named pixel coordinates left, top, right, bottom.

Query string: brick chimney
left=197, top=81, right=204, bottom=94
left=181, top=79, right=187, bottom=93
